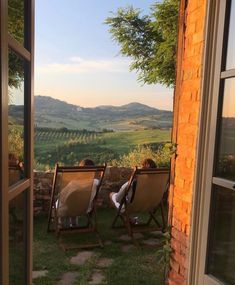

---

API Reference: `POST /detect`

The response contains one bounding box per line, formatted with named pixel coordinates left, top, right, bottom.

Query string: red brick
left=169, top=0, right=207, bottom=283
left=169, top=270, right=186, bottom=285
left=170, top=259, right=180, bottom=273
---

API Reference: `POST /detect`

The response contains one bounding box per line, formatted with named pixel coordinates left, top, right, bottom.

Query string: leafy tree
left=111, top=143, right=176, bottom=168
left=8, top=0, right=24, bottom=89
left=105, top=0, right=179, bottom=87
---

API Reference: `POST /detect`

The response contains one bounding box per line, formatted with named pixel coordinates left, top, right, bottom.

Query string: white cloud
left=36, top=56, right=130, bottom=75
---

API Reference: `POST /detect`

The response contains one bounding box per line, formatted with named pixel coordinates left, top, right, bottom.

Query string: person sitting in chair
left=79, top=159, right=100, bottom=213
left=109, top=158, right=156, bottom=210
left=56, top=158, right=100, bottom=227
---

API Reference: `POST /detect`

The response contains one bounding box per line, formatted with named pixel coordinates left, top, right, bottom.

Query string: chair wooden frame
left=112, top=167, right=170, bottom=246
left=47, top=163, right=107, bottom=250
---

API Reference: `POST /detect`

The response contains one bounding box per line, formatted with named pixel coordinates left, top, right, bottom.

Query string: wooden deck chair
left=47, top=163, right=106, bottom=250
left=112, top=167, right=170, bottom=245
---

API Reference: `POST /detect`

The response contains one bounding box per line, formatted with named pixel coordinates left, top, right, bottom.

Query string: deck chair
left=112, top=167, right=170, bottom=245
left=47, top=163, right=106, bottom=250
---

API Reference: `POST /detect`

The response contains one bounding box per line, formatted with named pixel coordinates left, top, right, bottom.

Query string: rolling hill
left=10, top=95, right=173, bottom=131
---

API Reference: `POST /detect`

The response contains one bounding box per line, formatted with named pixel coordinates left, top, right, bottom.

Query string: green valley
left=34, top=128, right=171, bottom=169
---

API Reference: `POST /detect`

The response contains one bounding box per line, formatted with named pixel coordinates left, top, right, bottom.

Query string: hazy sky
left=35, top=0, right=173, bottom=110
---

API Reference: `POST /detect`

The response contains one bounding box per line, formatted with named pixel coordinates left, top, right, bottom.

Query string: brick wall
left=168, top=0, right=207, bottom=284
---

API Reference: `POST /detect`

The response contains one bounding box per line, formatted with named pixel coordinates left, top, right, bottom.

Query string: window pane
left=226, top=1, right=235, bottom=70
left=207, top=185, right=235, bottom=284
left=9, top=192, right=27, bottom=284
left=8, top=49, right=25, bottom=186
left=8, top=0, right=25, bottom=45
left=216, top=79, right=235, bottom=181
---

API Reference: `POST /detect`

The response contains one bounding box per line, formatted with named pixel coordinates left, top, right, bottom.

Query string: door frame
left=0, top=0, right=34, bottom=284
left=188, top=0, right=233, bottom=284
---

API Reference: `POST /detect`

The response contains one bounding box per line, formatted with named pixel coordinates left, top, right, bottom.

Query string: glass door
left=201, top=1, right=235, bottom=284
left=0, top=0, right=34, bottom=284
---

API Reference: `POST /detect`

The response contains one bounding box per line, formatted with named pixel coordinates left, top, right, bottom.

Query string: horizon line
left=34, top=94, right=173, bottom=111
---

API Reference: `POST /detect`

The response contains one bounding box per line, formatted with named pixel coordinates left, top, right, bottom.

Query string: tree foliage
left=111, top=143, right=176, bottom=168
left=8, top=0, right=24, bottom=89
left=105, top=0, right=179, bottom=87
left=8, top=127, right=24, bottom=160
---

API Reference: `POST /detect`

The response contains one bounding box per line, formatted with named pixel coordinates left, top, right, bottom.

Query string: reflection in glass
left=226, top=1, right=235, bottom=70
left=8, top=0, right=24, bottom=45
left=8, top=49, right=25, bottom=186
left=207, top=185, right=235, bottom=284
left=216, top=79, right=235, bottom=181
left=9, top=192, right=27, bottom=285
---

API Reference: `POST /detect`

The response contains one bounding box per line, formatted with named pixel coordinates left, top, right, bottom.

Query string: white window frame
left=188, top=0, right=235, bottom=284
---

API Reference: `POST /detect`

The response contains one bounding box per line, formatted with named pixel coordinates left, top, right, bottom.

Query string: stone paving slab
left=119, top=234, right=131, bottom=241
left=32, top=270, right=48, bottom=279
left=142, top=238, right=161, bottom=246
left=89, top=269, right=105, bottom=284
left=104, top=240, right=113, bottom=246
left=121, top=244, right=136, bottom=252
left=56, top=272, right=79, bottom=285
left=97, top=257, right=114, bottom=268
left=70, top=251, right=95, bottom=265
left=133, top=232, right=144, bottom=239
left=150, top=231, right=163, bottom=237
left=119, top=233, right=144, bottom=241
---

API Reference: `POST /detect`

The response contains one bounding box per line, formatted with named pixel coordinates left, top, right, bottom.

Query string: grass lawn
left=33, top=208, right=166, bottom=285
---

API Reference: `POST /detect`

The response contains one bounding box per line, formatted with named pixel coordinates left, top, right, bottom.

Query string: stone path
left=32, top=270, right=48, bottom=279
left=121, top=244, right=136, bottom=252
left=70, top=251, right=95, bottom=265
left=104, top=240, right=113, bottom=246
left=118, top=232, right=144, bottom=241
left=142, top=238, right=161, bottom=246
left=56, top=272, right=79, bottom=285
left=97, top=257, right=114, bottom=268
left=88, top=269, right=105, bottom=284
left=50, top=232, right=163, bottom=284
left=150, top=230, right=163, bottom=237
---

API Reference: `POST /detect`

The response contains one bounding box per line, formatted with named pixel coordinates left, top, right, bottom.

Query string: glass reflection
left=216, top=79, right=235, bottom=181
left=8, top=49, right=25, bottom=186
left=207, top=185, right=235, bottom=284
left=9, top=192, right=27, bottom=285
left=226, top=1, right=235, bottom=70
left=8, top=0, right=24, bottom=45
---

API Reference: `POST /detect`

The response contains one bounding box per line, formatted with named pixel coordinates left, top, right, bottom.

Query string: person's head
left=141, top=158, right=156, bottom=169
left=79, top=158, right=95, bottom=166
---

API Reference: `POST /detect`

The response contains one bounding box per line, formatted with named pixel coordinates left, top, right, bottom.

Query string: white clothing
left=111, top=181, right=134, bottom=210
left=56, top=178, right=99, bottom=214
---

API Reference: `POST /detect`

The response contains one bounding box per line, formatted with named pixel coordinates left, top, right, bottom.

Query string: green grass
left=101, top=129, right=170, bottom=155
left=34, top=129, right=171, bottom=168
left=33, top=208, right=165, bottom=285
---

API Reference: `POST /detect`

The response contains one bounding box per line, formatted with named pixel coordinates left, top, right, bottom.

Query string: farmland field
left=34, top=128, right=171, bottom=169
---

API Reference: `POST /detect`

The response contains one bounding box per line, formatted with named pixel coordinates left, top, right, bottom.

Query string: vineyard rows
left=34, top=129, right=100, bottom=144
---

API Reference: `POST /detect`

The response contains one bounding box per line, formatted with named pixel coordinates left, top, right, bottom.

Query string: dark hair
left=79, top=159, right=95, bottom=166
left=141, top=158, right=156, bottom=168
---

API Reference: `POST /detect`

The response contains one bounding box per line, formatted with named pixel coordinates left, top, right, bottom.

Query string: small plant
left=157, top=227, right=173, bottom=283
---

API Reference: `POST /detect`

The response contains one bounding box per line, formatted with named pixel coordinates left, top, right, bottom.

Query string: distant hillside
left=11, top=95, right=173, bottom=131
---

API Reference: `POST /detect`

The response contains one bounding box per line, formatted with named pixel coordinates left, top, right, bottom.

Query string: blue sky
left=35, top=0, right=173, bottom=110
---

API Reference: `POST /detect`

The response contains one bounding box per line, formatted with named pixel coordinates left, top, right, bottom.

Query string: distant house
left=0, top=0, right=234, bottom=285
